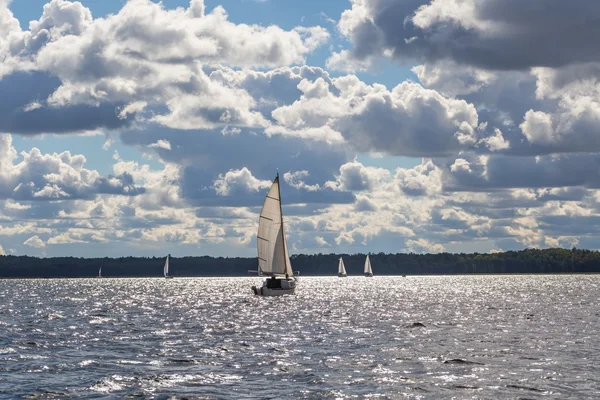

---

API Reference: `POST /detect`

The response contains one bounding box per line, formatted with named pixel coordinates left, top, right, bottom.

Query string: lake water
left=0, top=275, right=599, bottom=399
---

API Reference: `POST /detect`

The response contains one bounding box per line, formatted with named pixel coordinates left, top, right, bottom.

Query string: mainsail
left=257, top=175, right=293, bottom=277
left=338, top=257, right=347, bottom=276
left=364, top=255, right=373, bottom=275
left=164, top=255, right=169, bottom=277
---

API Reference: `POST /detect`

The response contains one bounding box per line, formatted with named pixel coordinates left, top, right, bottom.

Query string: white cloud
left=412, top=61, right=496, bottom=97
left=325, top=160, right=390, bottom=192
left=314, top=236, right=330, bottom=247
left=0, top=0, right=330, bottom=134
left=213, top=167, right=271, bottom=196
left=450, top=158, right=472, bottom=174
left=102, top=136, right=115, bottom=150
left=3, top=0, right=600, bottom=258
left=24, top=235, right=46, bottom=248
left=326, top=49, right=373, bottom=73
left=520, top=110, right=557, bottom=145
left=395, top=160, right=442, bottom=196
left=47, top=232, right=87, bottom=245
left=283, top=170, right=320, bottom=191
left=405, top=238, right=445, bottom=254
left=271, top=76, right=479, bottom=156
left=0, top=134, right=144, bottom=201
left=147, top=139, right=172, bottom=151
left=481, top=128, right=510, bottom=151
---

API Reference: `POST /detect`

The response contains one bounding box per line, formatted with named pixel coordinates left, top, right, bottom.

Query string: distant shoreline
left=1, top=272, right=600, bottom=280
left=0, top=248, right=600, bottom=279
left=1, top=248, right=599, bottom=278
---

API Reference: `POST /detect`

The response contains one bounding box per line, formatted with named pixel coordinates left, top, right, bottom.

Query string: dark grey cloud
left=333, top=82, right=478, bottom=157
left=445, top=187, right=588, bottom=219
left=538, top=215, right=600, bottom=236
left=0, top=71, right=132, bottom=134
left=9, top=172, right=144, bottom=201
left=443, top=153, right=600, bottom=192
left=121, top=126, right=354, bottom=207
left=94, top=173, right=146, bottom=197
left=341, top=0, right=600, bottom=70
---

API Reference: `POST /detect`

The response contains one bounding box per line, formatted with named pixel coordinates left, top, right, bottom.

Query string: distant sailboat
left=164, top=254, right=173, bottom=279
left=364, top=255, right=373, bottom=277
left=251, top=172, right=297, bottom=296
left=338, top=257, right=347, bottom=277
left=98, top=267, right=102, bottom=278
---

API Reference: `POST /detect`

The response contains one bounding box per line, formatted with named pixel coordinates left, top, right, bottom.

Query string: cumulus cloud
left=121, top=125, right=355, bottom=207
left=444, top=152, right=600, bottom=191
left=0, top=0, right=330, bottom=135
left=147, top=139, right=172, bottom=151
left=24, top=235, right=45, bottom=248
left=2, top=0, right=600, bottom=257
left=0, top=134, right=144, bottom=200
left=520, top=110, right=556, bottom=145
left=284, top=170, right=320, bottom=192
left=213, top=167, right=272, bottom=196
left=480, top=128, right=510, bottom=151
left=314, top=236, right=331, bottom=247
left=325, top=160, right=390, bottom=192
left=271, top=76, right=479, bottom=156
left=334, top=0, right=600, bottom=71
left=395, top=159, right=442, bottom=196
left=406, top=238, right=444, bottom=254
left=412, top=61, right=497, bottom=97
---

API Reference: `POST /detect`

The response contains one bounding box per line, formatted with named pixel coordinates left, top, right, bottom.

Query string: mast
left=276, top=171, right=291, bottom=277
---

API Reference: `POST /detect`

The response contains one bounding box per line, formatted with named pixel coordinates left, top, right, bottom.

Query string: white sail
left=98, top=267, right=101, bottom=277
left=257, top=176, right=293, bottom=277
left=338, top=257, right=347, bottom=276
left=364, top=255, right=373, bottom=275
left=164, top=255, right=169, bottom=277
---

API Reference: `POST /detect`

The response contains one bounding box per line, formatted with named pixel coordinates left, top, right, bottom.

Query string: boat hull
left=338, top=273, right=347, bottom=277
left=252, top=277, right=297, bottom=296
left=252, top=286, right=296, bottom=296
left=365, top=273, right=373, bottom=277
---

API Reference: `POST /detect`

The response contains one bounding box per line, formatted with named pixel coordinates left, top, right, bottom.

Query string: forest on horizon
left=1, top=248, right=599, bottom=278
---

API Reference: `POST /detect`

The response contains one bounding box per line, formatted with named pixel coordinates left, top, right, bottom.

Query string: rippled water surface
left=1, top=276, right=599, bottom=399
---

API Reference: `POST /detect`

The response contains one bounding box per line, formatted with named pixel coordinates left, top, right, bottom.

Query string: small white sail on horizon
left=252, top=173, right=297, bottom=296
left=98, top=267, right=102, bottom=278
left=338, top=257, right=347, bottom=277
left=364, top=255, right=373, bottom=277
left=164, top=254, right=173, bottom=278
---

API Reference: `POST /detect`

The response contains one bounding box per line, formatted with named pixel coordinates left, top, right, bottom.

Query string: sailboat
left=164, top=254, right=173, bottom=279
left=98, top=267, right=102, bottom=278
left=251, top=172, right=297, bottom=296
left=364, top=255, right=374, bottom=277
left=338, top=257, right=347, bottom=277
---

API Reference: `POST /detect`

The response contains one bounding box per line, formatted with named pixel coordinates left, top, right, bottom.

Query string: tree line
left=0, top=248, right=599, bottom=278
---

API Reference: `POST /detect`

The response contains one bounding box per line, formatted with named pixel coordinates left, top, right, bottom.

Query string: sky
left=1, top=0, right=599, bottom=258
